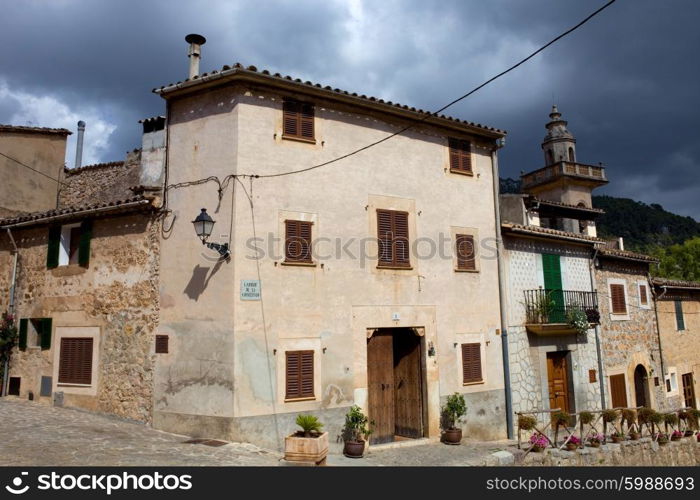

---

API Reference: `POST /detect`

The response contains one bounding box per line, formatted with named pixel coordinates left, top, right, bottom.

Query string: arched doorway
left=634, top=364, right=650, bottom=408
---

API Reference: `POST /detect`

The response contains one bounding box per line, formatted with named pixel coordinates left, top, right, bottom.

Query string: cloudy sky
left=1, top=0, right=698, bottom=219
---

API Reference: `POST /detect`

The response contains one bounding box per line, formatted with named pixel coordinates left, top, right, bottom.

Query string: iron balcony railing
left=524, top=289, right=600, bottom=325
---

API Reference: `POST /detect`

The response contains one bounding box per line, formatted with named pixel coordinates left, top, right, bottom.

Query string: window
left=546, top=149, right=555, bottom=165
left=448, top=138, right=472, bottom=174
left=461, top=343, right=482, bottom=384
left=666, top=371, right=678, bottom=393
left=675, top=300, right=685, bottom=331
left=18, top=318, right=52, bottom=350
left=58, top=337, right=93, bottom=385
left=610, top=283, right=627, bottom=315
left=284, top=220, right=313, bottom=264
left=638, top=283, right=649, bottom=307
left=377, top=209, right=410, bottom=268
left=47, top=220, right=92, bottom=269
left=155, top=335, right=169, bottom=354
left=568, top=147, right=575, bottom=162
left=282, top=100, right=315, bottom=141
left=455, top=234, right=476, bottom=271
left=285, top=350, right=314, bottom=400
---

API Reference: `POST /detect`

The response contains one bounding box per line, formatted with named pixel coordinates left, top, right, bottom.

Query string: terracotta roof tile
left=0, top=124, right=72, bottom=136
left=596, top=247, right=658, bottom=263
left=502, top=223, right=603, bottom=243
left=64, top=161, right=124, bottom=175
left=533, top=198, right=605, bottom=214
left=153, top=65, right=506, bottom=137
left=651, top=278, right=700, bottom=289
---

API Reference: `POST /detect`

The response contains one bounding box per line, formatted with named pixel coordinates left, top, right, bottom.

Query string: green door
left=542, top=253, right=565, bottom=322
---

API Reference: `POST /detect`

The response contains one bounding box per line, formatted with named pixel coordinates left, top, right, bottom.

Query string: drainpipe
left=2, top=228, right=19, bottom=397
left=491, top=140, right=513, bottom=439
left=588, top=247, right=606, bottom=409
left=651, top=281, right=667, bottom=380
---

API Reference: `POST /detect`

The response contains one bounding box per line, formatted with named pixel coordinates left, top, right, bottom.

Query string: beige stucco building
left=652, top=278, right=700, bottom=410
left=150, top=56, right=508, bottom=449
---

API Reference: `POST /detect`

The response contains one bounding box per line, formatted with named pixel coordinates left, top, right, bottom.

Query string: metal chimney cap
left=185, top=34, right=206, bottom=45
left=77, top=120, right=86, bottom=128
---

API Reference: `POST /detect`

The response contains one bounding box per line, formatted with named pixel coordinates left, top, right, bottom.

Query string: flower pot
left=565, top=442, right=578, bottom=451
left=670, top=435, right=681, bottom=442
left=587, top=441, right=601, bottom=448
left=611, top=435, right=622, bottom=444
left=442, top=428, right=462, bottom=445
left=683, top=430, right=694, bottom=437
left=284, top=431, right=329, bottom=465
left=343, top=440, right=366, bottom=458
left=658, top=439, right=669, bottom=446
left=629, top=432, right=641, bottom=441
left=531, top=445, right=544, bottom=453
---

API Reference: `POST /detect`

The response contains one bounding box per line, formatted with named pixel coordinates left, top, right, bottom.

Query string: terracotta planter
left=587, top=441, right=601, bottom=448
left=683, top=430, right=694, bottom=437
left=670, top=435, right=681, bottom=442
left=610, top=435, right=622, bottom=444
left=530, top=445, right=545, bottom=453
left=442, top=428, right=462, bottom=445
left=343, top=440, right=366, bottom=458
left=284, top=431, right=329, bottom=465
left=629, top=432, right=641, bottom=441
left=565, top=442, right=578, bottom=451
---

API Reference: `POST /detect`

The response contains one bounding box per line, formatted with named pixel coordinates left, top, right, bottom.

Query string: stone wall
left=0, top=212, right=159, bottom=422
left=595, top=258, right=666, bottom=410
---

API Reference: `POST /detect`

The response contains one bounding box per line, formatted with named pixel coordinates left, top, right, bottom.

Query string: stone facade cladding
left=595, top=257, right=666, bottom=410
left=0, top=212, right=160, bottom=422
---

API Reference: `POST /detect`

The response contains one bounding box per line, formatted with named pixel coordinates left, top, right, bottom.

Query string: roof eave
left=0, top=200, right=155, bottom=229
left=501, top=223, right=599, bottom=246
left=153, top=69, right=506, bottom=139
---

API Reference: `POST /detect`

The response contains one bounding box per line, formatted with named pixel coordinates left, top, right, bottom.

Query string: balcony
left=521, top=161, right=608, bottom=191
left=524, top=289, right=600, bottom=335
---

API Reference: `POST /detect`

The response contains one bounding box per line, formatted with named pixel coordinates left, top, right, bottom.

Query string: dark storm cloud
left=1, top=0, right=698, bottom=218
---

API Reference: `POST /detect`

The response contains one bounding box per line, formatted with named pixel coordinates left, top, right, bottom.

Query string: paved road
left=0, top=399, right=281, bottom=466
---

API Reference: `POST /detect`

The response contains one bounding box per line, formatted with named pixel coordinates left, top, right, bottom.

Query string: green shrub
left=579, top=411, right=595, bottom=425
left=341, top=405, right=372, bottom=443
left=441, top=393, right=467, bottom=430
left=637, top=407, right=654, bottom=424
left=295, top=414, right=323, bottom=437
left=553, top=411, right=570, bottom=427
left=663, top=413, right=678, bottom=426
left=602, top=409, right=618, bottom=423
left=518, top=415, right=537, bottom=431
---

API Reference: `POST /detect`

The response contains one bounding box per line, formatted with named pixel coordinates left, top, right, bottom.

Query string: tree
left=651, top=237, right=700, bottom=281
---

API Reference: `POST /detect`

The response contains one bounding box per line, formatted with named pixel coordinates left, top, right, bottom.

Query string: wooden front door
left=547, top=352, right=570, bottom=412
left=393, top=331, right=423, bottom=439
left=610, top=374, right=628, bottom=408
left=682, top=373, right=697, bottom=409
left=367, top=332, right=395, bottom=444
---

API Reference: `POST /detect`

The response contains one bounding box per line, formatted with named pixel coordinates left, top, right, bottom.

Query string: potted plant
left=552, top=410, right=570, bottom=446
left=284, top=414, right=329, bottom=465
left=529, top=432, right=548, bottom=452
left=340, top=405, right=372, bottom=458
left=441, top=393, right=467, bottom=445
left=610, top=431, right=625, bottom=444
left=566, top=308, right=589, bottom=334
left=518, top=414, right=537, bottom=432
left=649, top=410, right=663, bottom=435
left=689, top=409, right=700, bottom=432
left=564, top=435, right=581, bottom=451
left=663, top=413, right=678, bottom=434
left=587, top=433, right=604, bottom=448
left=601, top=408, right=618, bottom=436
left=656, top=432, right=669, bottom=445
left=670, top=430, right=683, bottom=442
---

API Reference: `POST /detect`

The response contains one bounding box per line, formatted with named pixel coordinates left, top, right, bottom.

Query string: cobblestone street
left=0, top=399, right=518, bottom=467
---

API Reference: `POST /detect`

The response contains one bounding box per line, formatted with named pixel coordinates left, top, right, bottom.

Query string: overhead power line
left=240, top=0, right=618, bottom=179
left=0, top=151, right=67, bottom=186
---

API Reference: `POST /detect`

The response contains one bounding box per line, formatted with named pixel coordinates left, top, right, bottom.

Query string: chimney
left=74, top=120, right=85, bottom=168
left=185, top=33, right=207, bottom=79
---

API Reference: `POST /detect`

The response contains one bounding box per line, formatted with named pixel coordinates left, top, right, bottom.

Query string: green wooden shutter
left=47, top=226, right=61, bottom=269
left=18, top=318, right=28, bottom=350
left=78, top=219, right=92, bottom=267
left=40, top=318, right=52, bottom=350
left=675, top=300, right=685, bottom=331
left=542, top=253, right=564, bottom=322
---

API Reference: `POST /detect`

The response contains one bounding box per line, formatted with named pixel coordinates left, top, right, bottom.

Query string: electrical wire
left=0, top=151, right=67, bottom=186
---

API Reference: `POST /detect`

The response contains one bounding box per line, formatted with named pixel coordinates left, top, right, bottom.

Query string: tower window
left=547, top=149, right=554, bottom=165
left=568, top=147, right=575, bottom=162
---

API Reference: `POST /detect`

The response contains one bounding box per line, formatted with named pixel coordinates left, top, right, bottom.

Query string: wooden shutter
left=284, top=220, right=313, bottom=263
left=610, top=284, right=627, bottom=314
left=675, top=300, right=685, bottom=331
left=155, top=335, right=169, bottom=354
left=285, top=350, right=314, bottom=400
left=283, top=101, right=314, bottom=141
left=47, top=226, right=61, bottom=269
left=78, top=219, right=92, bottom=267
left=18, top=318, right=28, bottom=350
left=58, top=337, right=93, bottom=385
left=376, top=209, right=410, bottom=268
left=461, top=343, right=482, bottom=384
left=639, top=284, right=648, bottom=306
left=610, top=373, right=628, bottom=408
left=448, top=138, right=472, bottom=173
left=39, top=318, right=52, bottom=350
left=456, top=234, right=476, bottom=270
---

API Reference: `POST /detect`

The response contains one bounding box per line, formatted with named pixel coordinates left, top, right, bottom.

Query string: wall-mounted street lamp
left=192, top=208, right=230, bottom=258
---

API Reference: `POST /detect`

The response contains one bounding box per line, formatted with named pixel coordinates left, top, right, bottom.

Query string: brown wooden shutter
left=283, top=100, right=314, bottom=140
left=461, top=343, right=482, bottom=384
left=456, top=234, right=476, bottom=270
left=155, top=335, right=169, bottom=354
left=58, top=337, right=93, bottom=385
left=376, top=209, right=410, bottom=268
left=448, top=138, right=472, bottom=173
left=285, top=350, right=314, bottom=400
left=639, top=284, right=648, bottom=305
left=284, top=220, right=313, bottom=263
left=610, top=373, right=628, bottom=408
left=610, top=284, right=627, bottom=314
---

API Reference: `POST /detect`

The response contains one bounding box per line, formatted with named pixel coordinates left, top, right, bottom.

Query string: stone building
left=0, top=125, right=71, bottom=217
left=0, top=145, right=162, bottom=422
left=149, top=38, right=508, bottom=449
left=500, top=107, right=609, bottom=418
left=652, top=278, right=700, bottom=410
left=594, top=245, right=666, bottom=410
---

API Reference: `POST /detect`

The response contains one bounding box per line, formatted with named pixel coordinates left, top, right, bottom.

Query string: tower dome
left=542, top=105, right=576, bottom=165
